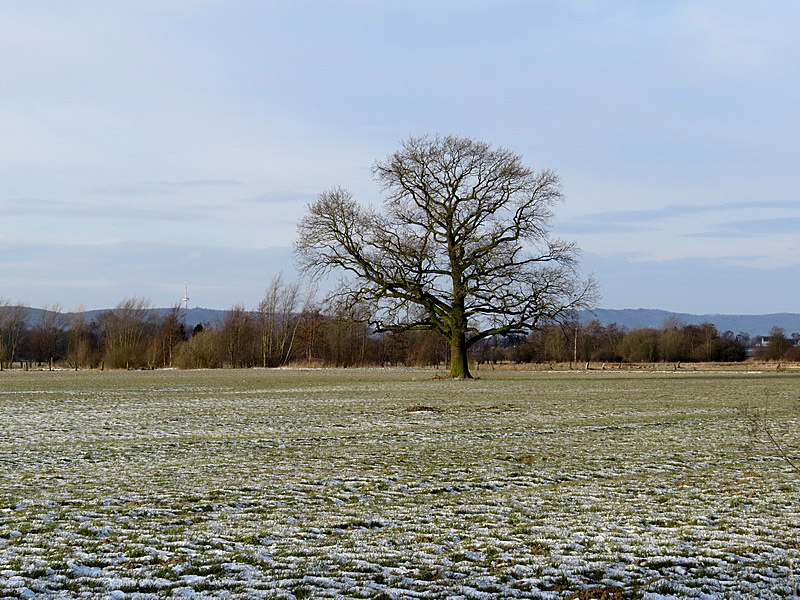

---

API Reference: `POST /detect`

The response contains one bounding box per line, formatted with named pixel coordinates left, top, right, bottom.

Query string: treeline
left=473, top=321, right=800, bottom=365
left=472, top=320, right=749, bottom=365
left=0, top=278, right=452, bottom=370
left=1, top=288, right=799, bottom=371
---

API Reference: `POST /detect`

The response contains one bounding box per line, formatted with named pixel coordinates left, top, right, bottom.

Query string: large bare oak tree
left=296, top=135, right=594, bottom=378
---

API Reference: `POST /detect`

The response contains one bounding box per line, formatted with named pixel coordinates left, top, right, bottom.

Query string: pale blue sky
left=2, top=1, right=799, bottom=313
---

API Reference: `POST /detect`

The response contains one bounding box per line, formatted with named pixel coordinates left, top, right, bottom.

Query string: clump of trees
left=752, top=327, right=800, bottom=362
left=619, top=321, right=748, bottom=363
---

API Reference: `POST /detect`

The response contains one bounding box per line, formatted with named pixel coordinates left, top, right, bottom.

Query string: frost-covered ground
left=0, top=368, right=798, bottom=599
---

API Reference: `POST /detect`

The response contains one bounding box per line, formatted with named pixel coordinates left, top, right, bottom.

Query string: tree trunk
left=449, top=333, right=472, bottom=379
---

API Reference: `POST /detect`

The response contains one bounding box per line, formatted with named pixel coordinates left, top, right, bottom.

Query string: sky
left=2, top=1, right=799, bottom=314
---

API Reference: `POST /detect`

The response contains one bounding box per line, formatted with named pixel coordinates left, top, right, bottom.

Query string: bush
left=619, top=328, right=660, bottom=362
left=175, top=331, right=222, bottom=369
left=104, top=344, right=148, bottom=369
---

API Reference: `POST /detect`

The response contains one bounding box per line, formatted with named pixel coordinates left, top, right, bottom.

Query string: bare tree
left=28, top=304, right=65, bottom=368
left=66, top=307, right=96, bottom=369
left=0, top=300, right=28, bottom=370
left=98, top=297, right=155, bottom=369
left=256, top=274, right=312, bottom=367
left=741, top=399, right=800, bottom=477
left=148, top=305, right=186, bottom=368
left=219, top=305, right=257, bottom=368
left=321, top=300, right=372, bottom=367
left=296, top=135, right=594, bottom=378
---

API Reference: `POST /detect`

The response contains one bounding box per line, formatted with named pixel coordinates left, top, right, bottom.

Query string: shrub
left=175, top=331, right=222, bottom=369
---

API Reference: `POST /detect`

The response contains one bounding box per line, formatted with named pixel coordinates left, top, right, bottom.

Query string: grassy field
left=0, top=368, right=798, bottom=599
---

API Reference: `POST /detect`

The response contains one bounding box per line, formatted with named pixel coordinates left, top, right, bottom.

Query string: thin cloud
left=244, top=191, right=315, bottom=204
left=554, top=222, right=652, bottom=234
left=0, top=239, right=293, bottom=265
left=0, top=198, right=208, bottom=222
left=0, top=240, right=297, bottom=309
left=690, top=216, right=800, bottom=238
left=577, top=200, right=800, bottom=224
left=92, top=179, right=243, bottom=196
left=0, top=198, right=61, bottom=215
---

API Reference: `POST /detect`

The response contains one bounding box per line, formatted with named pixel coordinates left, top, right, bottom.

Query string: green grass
left=0, top=368, right=798, bottom=598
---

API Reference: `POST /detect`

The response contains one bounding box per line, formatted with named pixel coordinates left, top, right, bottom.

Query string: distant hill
left=579, top=308, right=800, bottom=338
left=17, top=307, right=229, bottom=331
left=10, top=305, right=800, bottom=338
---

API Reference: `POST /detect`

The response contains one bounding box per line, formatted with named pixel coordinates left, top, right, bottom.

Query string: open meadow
left=0, top=368, right=798, bottom=599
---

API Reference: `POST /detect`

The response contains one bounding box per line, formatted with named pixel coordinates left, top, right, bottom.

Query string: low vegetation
left=0, top=369, right=798, bottom=598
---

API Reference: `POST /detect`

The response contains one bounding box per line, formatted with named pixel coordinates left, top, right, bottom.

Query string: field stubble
left=0, top=368, right=798, bottom=599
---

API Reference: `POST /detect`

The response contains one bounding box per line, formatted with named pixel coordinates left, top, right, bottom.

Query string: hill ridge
left=8, top=305, right=800, bottom=338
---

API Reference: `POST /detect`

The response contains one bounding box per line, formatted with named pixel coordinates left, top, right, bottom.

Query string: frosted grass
left=0, top=368, right=798, bottom=599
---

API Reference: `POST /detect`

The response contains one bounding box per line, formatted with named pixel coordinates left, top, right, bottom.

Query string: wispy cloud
left=576, top=200, right=800, bottom=224
left=244, top=191, right=315, bottom=204
left=0, top=198, right=62, bottom=216
left=91, top=179, right=243, bottom=196
left=554, top=222, right=652, bottom=234
left=0, top=240, right=297, bottom=309
left=690, top=216, right=800, bottom=238
left=0, top=198, right=209, bottom=222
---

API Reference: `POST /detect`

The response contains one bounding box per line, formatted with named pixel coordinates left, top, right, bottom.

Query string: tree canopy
left=295, top=135, right=594, bottom=378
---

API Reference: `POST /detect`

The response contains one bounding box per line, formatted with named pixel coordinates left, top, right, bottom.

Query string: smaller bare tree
left=29, top=304, right=65, bottom=368
left=0, top=300, right=28, bottom=370
left=741, top=397, right=800, bottom=477
left=148, top=305, right=186, bottom=368
left=65, top=307, right=98, bottom=370
left=99, top=297, right=156, bottom=369
left=256, top=275, right=314, bottom=367
left=219, top=305, right=258, bottom=368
